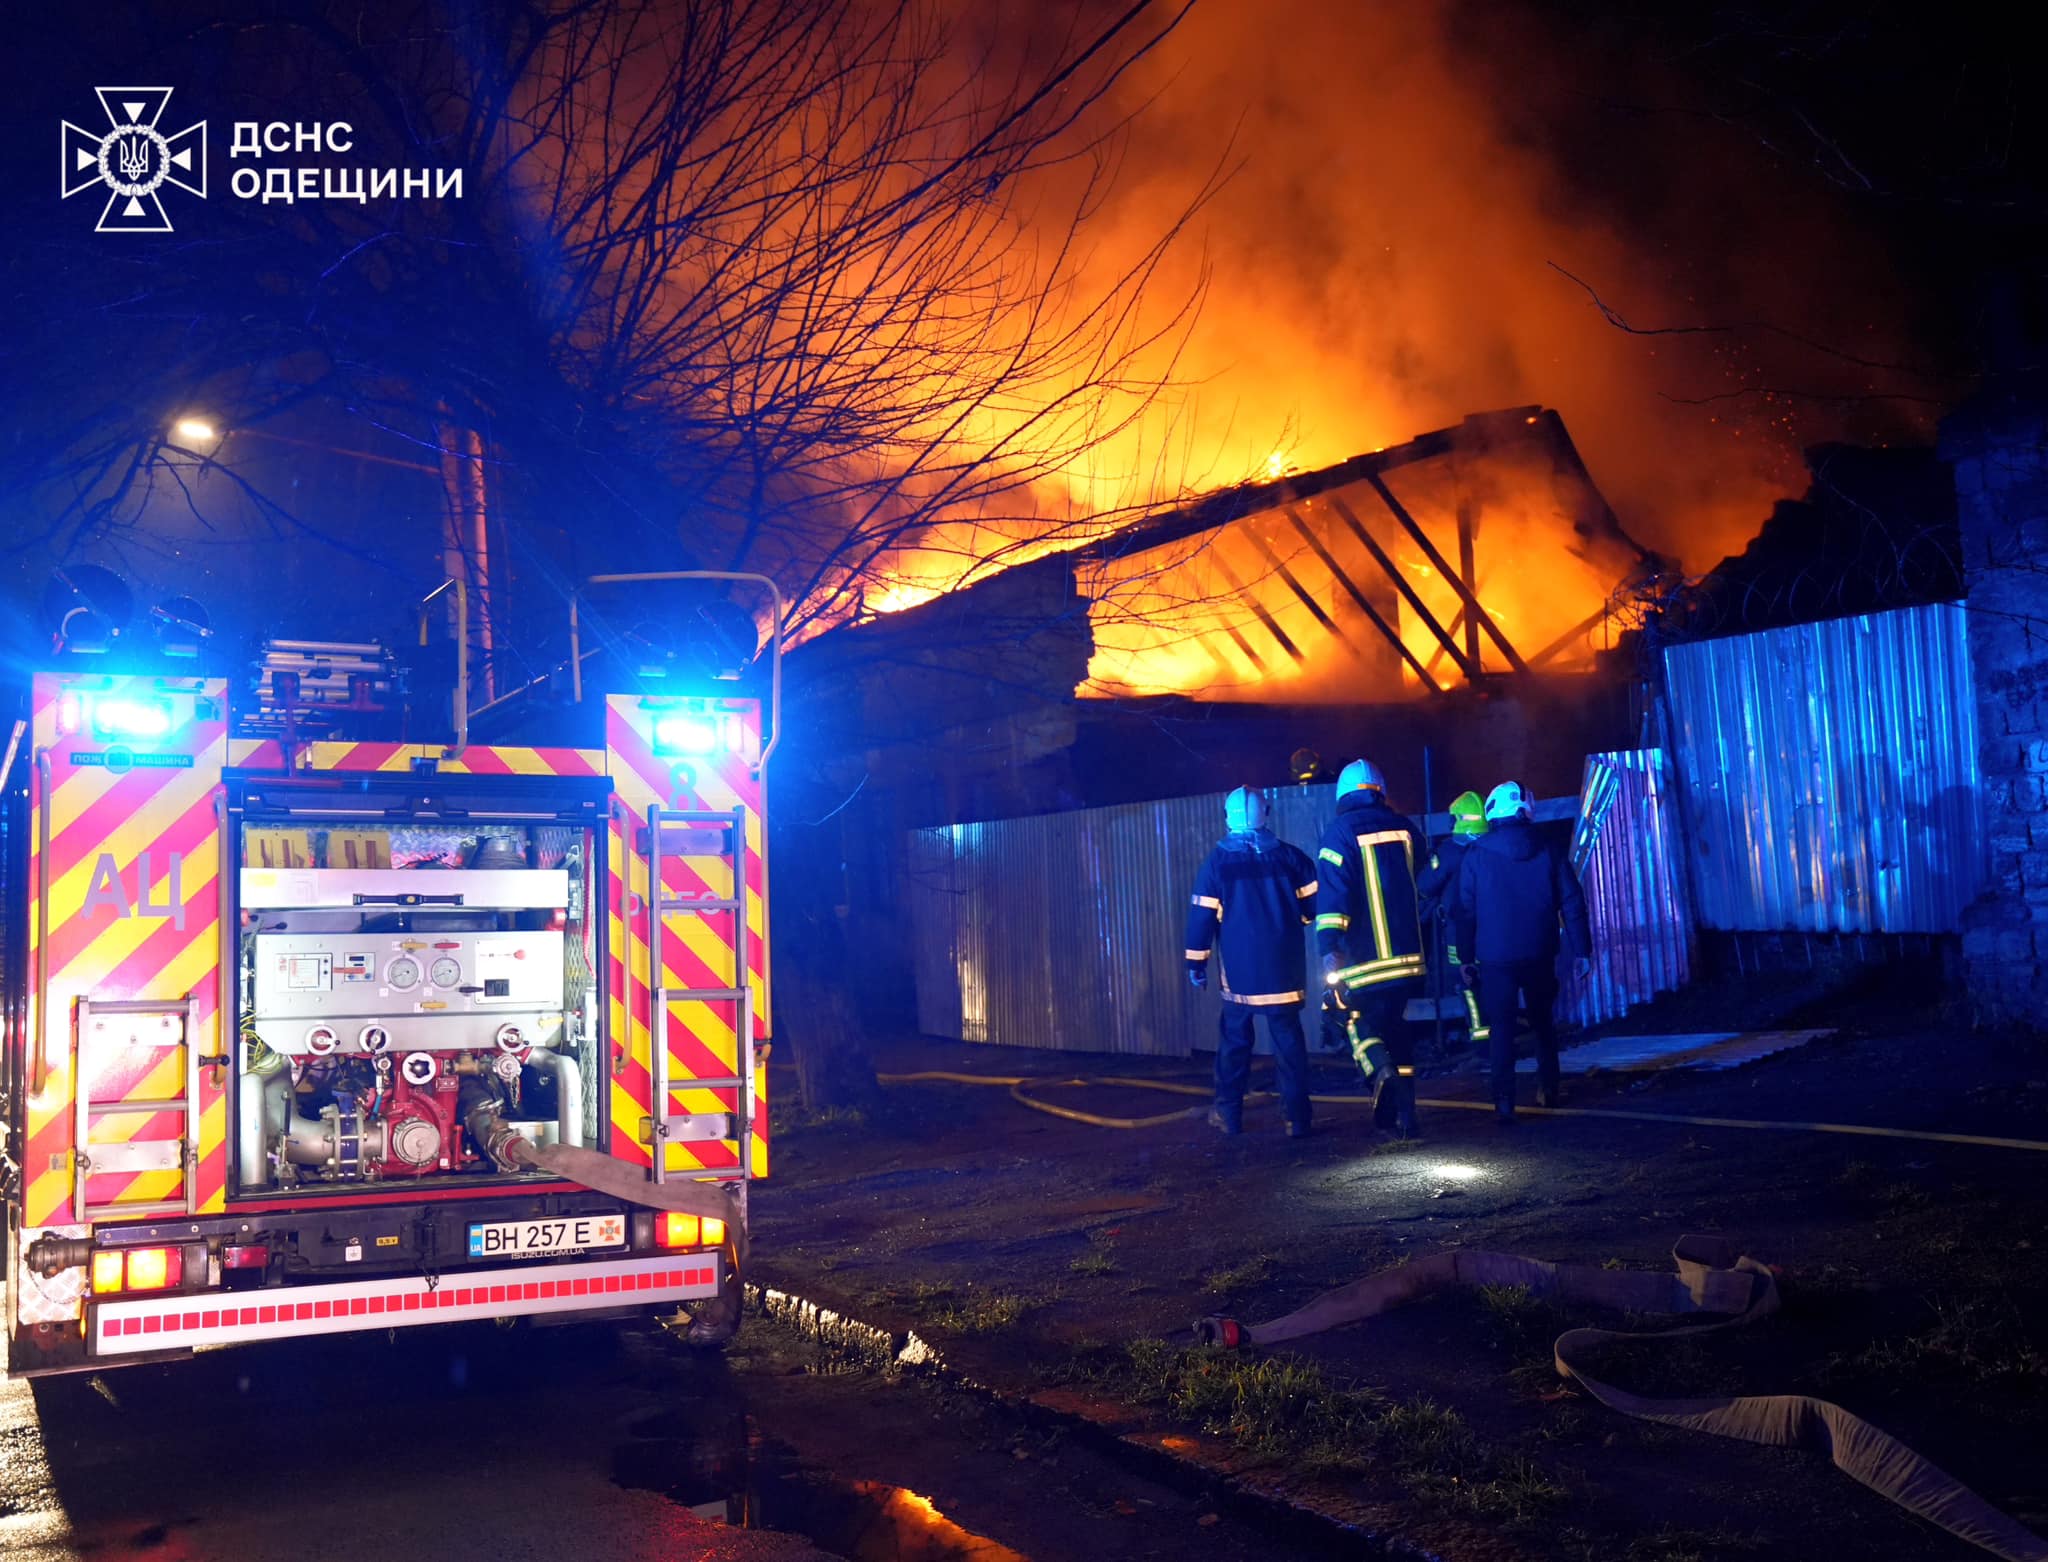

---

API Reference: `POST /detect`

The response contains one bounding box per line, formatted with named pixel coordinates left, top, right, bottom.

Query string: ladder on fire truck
left=72, top=996, right=205, bottom=1220
left=644, top=805, right=755, bottom=1188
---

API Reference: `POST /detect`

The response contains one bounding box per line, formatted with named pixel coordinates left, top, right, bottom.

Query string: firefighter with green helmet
left=1416, top=790, right=1491, bottom=1049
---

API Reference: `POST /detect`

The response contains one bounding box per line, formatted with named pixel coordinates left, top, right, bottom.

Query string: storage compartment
left=229, top=793, right=606, bottom=1196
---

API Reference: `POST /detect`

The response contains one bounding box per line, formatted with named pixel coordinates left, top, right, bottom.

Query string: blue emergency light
left=89, top=695, right=177, bottom=741
left=652, top=713, right=721, bottom=757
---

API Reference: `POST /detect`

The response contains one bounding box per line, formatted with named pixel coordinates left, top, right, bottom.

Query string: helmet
left=1336, top=759, right=1386, bottom=799
left=1484, top=780, right=1533, bottom=821
left=1224, top=786, right=1268, bottom=834
left=1448, top=790, right=1488, bottom=836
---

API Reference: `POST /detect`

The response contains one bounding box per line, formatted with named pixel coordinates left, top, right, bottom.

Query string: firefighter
left=1185, top=786, right=1320, bottom=1137
left=1314, top=759, right=1427, bottom=1137
left=1451, top=780, right=1592, bottom=1123
left=1415, top=790, right=1491, bottom=1051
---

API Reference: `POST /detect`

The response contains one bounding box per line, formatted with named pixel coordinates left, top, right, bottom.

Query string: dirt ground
left=750, top=979, right=2048, bottom=1562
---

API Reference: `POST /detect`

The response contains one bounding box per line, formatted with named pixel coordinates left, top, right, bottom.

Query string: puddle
left=614, top=1401, right=1028, bottom=1561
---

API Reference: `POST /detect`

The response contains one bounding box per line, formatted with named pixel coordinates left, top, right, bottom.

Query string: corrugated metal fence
left=1567, top=750, right=1693, bottom=1027
left=1662, top=602, right=1985, bottom=933
left=906, top=788, right=1340, bottom=1055
left=906, top=786, right=1586, bottom=1055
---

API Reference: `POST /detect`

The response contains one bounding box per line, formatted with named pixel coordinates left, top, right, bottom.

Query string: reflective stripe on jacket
left=1184, top=830, right=1319, bottom=1004
left=1314, top=793, right=1426, bottom=991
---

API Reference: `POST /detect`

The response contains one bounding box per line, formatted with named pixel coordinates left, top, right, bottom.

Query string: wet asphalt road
left=0, top=1309, right=1333, bottom=1562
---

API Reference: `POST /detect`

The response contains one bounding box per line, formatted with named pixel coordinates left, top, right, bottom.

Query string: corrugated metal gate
left=1662, top=602, right=1985, bottom=934
left=1567, top=750, right=1693, bottom=1027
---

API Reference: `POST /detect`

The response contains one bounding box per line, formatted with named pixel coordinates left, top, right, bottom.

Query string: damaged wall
left=1947, top=399, right=2048, bottom=1027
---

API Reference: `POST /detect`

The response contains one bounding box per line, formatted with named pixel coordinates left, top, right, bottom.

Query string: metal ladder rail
left=74, top=995, right=202, bottom=1221
left=646, top=805, right=754, bottom=1187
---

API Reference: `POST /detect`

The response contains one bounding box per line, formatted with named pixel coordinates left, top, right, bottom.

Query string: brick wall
left=1946, top=402, right=2048, bottom=1026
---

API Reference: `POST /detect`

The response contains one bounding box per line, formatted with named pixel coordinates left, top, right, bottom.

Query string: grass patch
left=1559, top=1525, right=1764, bottom=1561
left=1069, top=1231, right=1121, bottom=1276
left=1820, top=1293, right=2047, bottom=1387
left=929, top=1290, right=1035, bottom=1334
left=1203, top=1254, right=1277, bottom=1295
left=1074, top=1341, right=1566, bottom=1519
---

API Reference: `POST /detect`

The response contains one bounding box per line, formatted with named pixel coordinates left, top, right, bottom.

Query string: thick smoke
left=1075, top=0, right=1925, bottom=570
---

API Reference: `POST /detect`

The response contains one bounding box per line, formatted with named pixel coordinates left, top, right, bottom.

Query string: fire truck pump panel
left=236, top=859, right=590, bottom=1193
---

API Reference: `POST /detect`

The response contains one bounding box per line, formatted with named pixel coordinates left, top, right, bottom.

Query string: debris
left=1197, top=1513, right=1221, bottom=1527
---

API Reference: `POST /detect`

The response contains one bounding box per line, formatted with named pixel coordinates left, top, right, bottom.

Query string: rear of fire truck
left=3, top=578, right=772, bottom=1375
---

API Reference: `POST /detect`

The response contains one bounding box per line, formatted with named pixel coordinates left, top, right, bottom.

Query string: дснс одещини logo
left=61, top=87, right=207, bottom=233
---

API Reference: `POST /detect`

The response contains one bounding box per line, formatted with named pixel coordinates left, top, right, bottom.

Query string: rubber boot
left=1393, top=1073, right=1418, bottom=1139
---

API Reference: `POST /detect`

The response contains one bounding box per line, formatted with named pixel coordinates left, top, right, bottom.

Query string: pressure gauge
left=387, top=956, right=422, bottom=991
left=430, top=956, right=462, bottom=989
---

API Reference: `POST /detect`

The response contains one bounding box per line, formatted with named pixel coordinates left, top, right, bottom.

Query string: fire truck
left=2, top=571, right=774, bottom=1375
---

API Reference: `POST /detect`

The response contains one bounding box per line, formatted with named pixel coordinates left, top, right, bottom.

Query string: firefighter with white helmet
left=1452, top=780, right=1592, bottom=1122
left=1314, top=759, right=1427, bottom=1136
left=1184, top=786, right=1320, bottom=1136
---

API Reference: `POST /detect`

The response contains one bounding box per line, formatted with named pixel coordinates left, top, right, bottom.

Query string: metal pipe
left=1, top=719, right=24, bottom=791
left=417, top=577, right=468, bottom=759
left=281, top=1103, right=387, bottom=1168
left=239, top=1064, right=290, bottom=1192
left=569, top=594, right=583, bottom=704
left=524, top=1046, right=585, bottom=1149
left=31, top=749, right=53, bottom=1097
left=585, top=571, right=785, bottom=772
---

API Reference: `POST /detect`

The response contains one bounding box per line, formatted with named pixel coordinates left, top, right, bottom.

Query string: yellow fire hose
left=874, top=1070, right=2048, bottom=1153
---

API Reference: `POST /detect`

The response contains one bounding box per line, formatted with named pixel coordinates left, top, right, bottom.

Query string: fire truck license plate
left=467, top=1214, right=627, bottom=1259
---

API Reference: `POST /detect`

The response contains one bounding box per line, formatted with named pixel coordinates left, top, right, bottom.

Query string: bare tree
left=10, top=0, right=1213, bottom=666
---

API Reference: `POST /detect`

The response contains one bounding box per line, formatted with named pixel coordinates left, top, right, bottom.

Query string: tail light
left=655, top=1213, right=727, bottom=1249
left=90, top=1246, right=185, bottom=1294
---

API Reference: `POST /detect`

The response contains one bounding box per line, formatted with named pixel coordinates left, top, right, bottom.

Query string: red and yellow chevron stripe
left=22, top=674, right=229, bottom=1232
left=228, top=740, right=604, bottom=776
left=604, top=696, right=770, bottom=1181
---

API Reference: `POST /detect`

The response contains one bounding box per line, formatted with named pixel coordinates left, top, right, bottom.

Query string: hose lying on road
left=1196, top=1235, right=2048, bottom=1562
left=875, top=1071, right=2048, bottom=1153
left=507, top=1138, right=745, bottom=1342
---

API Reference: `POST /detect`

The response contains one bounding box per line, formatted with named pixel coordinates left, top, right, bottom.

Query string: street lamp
left=167, top=414, right=441, bottom=476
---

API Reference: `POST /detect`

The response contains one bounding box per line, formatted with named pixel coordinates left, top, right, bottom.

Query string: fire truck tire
left=679, top=1265, right=744, bottom=1350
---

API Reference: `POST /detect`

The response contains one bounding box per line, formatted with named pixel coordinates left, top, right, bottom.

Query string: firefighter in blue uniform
left=1451, top=780, right=1592, bottom=1122
left=1314, top=759, right=1427, bottom=1136
left=1184, top=787, right=1320, bottom=1137
left=1414, top=790, right=1492, bottom=1051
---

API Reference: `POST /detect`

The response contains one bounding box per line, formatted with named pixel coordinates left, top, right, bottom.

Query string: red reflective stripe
left=203, top=1310, right=219, bottom=1328
left=183, top=1312, right=200, bottom=1330
left=314, top=1301, right=331, bottom=1319
left=490, top=1286, right=507, bottom=1304
left=260, top=1306, right=277, bottom=1324
left=523, top=1283, right=540, bottom=1300
left=406, top=1294, right=421, bottom=1310
left=370, top=1296, right=385, bottom=1314
left=298, top=1303, right=314, bottom=1320
left=541, top=1281, right=556, bottom=1298
left=352, top=1298, right=368, bottom=1315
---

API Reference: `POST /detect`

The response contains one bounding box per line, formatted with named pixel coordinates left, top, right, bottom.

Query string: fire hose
left=1193, top=1235, right=2048, bottom=1562
left=873, top=1070, right=2048, bottom=1153
left=496, top=1134, right=746, bottom=1343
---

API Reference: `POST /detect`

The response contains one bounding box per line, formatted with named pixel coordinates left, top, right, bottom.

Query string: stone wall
left=1946, top=403, right=2048, bottom=1026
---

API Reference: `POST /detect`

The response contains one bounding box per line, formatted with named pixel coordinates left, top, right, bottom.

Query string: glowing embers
left=655, top=1211, right=728, bottom=1249
left=90, top=1245, right=185, bottom=1294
